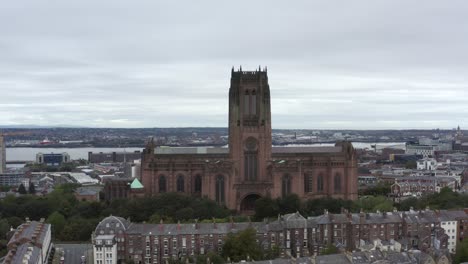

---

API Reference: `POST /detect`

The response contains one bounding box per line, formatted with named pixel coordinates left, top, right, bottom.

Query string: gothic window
left=317, top=173, right=324, bottom=192
left=244, top=90, right=250, bottom=115
left=215, top=175, right=225, bottom=204
left=244, top=153, right=258, bottom=181
left=251, top=90, right=257, bottom=115
left=334, top=173, right=342, bottom=193
left=282, top=174, right=291, bottom=197
left=244, top=137, right=258, bottom=181
left=177, top=175, right=185, bottom=192
left=194, top=174, right=202, bottom=193
left=304, top=173, right=311, bottom=193
left=159, top=175, right=167, bottom=193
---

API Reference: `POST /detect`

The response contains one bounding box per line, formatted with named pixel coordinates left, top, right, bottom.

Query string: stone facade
left=141, top=68, right=358, bottom=211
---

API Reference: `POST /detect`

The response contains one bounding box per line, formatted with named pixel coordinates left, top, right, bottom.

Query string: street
left=55, top=244, right=93, bottom=264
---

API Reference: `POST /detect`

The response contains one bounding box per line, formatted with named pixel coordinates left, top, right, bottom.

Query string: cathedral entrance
left=240, top=194, right=261, bottom=213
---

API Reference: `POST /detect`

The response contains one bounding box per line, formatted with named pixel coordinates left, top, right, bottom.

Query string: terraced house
left=91, top=209, right=468, bottom=264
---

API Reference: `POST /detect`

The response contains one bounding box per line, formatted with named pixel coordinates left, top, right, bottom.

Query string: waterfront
left=5, top=142, right=405, bottom=161
left=6, top=147, right=143, bottom=161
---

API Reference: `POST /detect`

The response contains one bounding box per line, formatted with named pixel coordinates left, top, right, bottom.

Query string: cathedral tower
left=228, top=67, right=273, bottom=210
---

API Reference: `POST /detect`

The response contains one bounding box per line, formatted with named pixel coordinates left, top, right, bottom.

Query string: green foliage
left=0, top=239, right=7, bottom=259
left=28, top=183, right=36, bottom=194
left=396, top=187, right=468, bottom=211
left=405, top=160, right=417, bottom=169
left=46, top=211, right=66, bottom=235
left=0, top=219, right=10, bottom=240
left=17, top=184, right=27, bottom=194
left=59, top=218, right=98, bottom=241
left=454, top=238, right=468, bottom=264
left=222, top=228, right=263, bottom=262
left=196, top=252, right=224, bottom=264
left=253, top=194, right=302, bottom=221
left=254, top=196, right=279, bottom=221
left=359, top=182, right=391, bottom=196
left=353, top=196, right=393, bottom=212
left=303, top=197, right=353, bottom=216
left=321, top=244, right=339, bottom=255
left=277, top=194, right=301, bottom=215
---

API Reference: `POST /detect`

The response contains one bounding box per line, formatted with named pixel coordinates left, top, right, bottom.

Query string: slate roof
left=8, top=244, right=41, bottom=264
left=272, top=146, right=342, bottom=154
left=315, top=254, right=352, bottom=264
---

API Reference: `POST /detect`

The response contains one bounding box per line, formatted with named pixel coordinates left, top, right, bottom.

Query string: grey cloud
left=1, top=0, right=468, bottom=128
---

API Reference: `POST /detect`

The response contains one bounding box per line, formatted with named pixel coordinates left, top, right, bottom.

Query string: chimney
left=159, top=219, right=164, bottom=232
left=195, top=219, right=199, bottom=230
left=359, top=209, right=365, bottom=224
left=213, top=217, right=217, bottom=229
left=177, top=221, right=181, bottom=231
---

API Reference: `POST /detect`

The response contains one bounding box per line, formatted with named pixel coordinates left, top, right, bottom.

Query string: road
left=55, top=244, right=93, bottom=264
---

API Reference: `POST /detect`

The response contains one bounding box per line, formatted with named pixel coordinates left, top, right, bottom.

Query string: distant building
left=390, top=154, right=423, bottom=163
left=358, top=175, right=377, bottom=186
left=123, top=160, right=141, bottom=179
left=0, top=135, right=5, bottom=174
left=405, top=144, right=435, bottom=157
left=0, top=173, right=25, bottom=187
left=88, top=151, right=142, bottom=164
left=74, top=186, right=102, bottom=202
left=103, top=178, right=144, bottom=201
left=36, top=152, right=70, bottom=166
left=417, top=158, right=438, bottom=171
left=4, top=219, right=52, bottom=264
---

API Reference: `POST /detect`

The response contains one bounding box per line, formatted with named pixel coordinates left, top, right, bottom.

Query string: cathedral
left=141, top=67, right=358, bottom=212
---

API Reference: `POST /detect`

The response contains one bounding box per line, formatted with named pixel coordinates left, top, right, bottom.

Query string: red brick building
left=141, top=68, right=358, bottom=211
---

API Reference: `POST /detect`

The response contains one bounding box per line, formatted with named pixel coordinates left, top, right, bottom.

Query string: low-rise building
left=0, top=173, right=25, bottom=187
left=92, top=209, right=468, bottom=264
left=4, top=219, right=52, bottom=264
left=36, top=152, right=70, bottom=166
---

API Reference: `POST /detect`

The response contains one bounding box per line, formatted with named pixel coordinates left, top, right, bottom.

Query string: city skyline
left=1, top=1, right=468, bottom=129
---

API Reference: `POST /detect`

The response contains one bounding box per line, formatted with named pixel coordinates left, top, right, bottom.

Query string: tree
left=276, top=194, right=301, bottom=215
left=454, top=238, right=468, bottom=264
left=17, top=184, right=27, bottom=195
left=46, top=211, right=66, bottom=236
left=196, top=252, right=224, bottom=264
left=222, top=228, right=263, bottom=262
left=353, top=196, right=393, bottom=213
left=321, top=244, right=339, bottom=255
left=0, top=219, right=10, bottom=240
left=254, top=196, right=279, bottom=221
left=405, top=160, right=417, bottom=169
left=28, top=183, right=36, bottom=194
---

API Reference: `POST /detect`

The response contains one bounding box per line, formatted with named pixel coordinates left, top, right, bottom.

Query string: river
left=5, top=142, right=405, bottom=161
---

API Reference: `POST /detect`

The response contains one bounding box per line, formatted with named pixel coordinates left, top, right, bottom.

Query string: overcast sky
left=1, top=1, right=467, bottom=129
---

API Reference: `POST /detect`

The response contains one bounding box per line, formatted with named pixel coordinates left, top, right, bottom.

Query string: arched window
left=244, top=137, right=258, bottom=181
left=317, top=173, right=324, bottom=192
left=216, top=175, right=225, bottom=204
left=251, top=90, right=257, bottom=115
left=334, top=173, right=341, bottom=193
left=176, top=175, right=185, bottom=192
left=304, top=173, right=311, bottom=193
left=159, top=175, right=166, bottom=193
left=194, top=175, right=202, bottom=193
left=244, top=90, right=250, bottom=115
left=282, top=174, right=291, bottom=197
